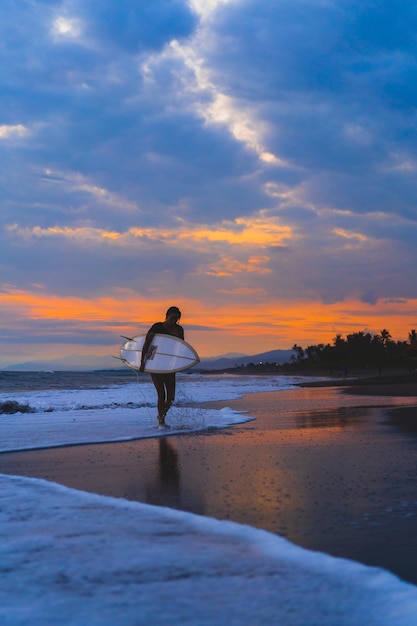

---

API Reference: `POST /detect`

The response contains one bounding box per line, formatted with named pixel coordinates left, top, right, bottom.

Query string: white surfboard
left=120, top=333, right=200, bottom=374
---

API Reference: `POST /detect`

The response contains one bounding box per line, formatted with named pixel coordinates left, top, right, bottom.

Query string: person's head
left=165, top=306, right=181, bottom=322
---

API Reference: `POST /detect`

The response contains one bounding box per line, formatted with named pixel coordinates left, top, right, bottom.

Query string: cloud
left=200, top=0, right=417, bottom=212
left=0, top=124, right=30, bottom=139
left=3, top=211, right=292, bottom=298
left=77, top=0, right=197, bottom=53
left=2, top=0, right=417, bottom=362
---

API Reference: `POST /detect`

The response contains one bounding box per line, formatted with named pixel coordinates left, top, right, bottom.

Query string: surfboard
left=120, top=333, right=200, bottom=374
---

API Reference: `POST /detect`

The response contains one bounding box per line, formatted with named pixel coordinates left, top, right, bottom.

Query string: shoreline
left=296, top=370, right=417, bottom=395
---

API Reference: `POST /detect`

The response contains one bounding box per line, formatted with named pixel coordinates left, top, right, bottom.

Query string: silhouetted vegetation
left=204, top=329, right=417, bottom=377
left=286, top=329, right=417, bottom=375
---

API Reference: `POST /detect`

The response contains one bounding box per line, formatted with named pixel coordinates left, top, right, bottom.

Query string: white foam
left=0, top=405, right=251, bottom=452
left=1, top=473, right=416, bottom=625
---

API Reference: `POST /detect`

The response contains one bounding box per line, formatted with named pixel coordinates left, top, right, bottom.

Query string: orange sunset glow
left=1, top=286, right=416, bottom=366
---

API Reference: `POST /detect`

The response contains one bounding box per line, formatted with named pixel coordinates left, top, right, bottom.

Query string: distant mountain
left=3, top=349, right=294, bottom=372
left=198, top=349, right=293, bottom=371
left=3, top=354, right=122, bottom=372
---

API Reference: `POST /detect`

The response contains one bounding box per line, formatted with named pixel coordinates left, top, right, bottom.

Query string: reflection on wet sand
left=146, top=438, right=181, bottom=508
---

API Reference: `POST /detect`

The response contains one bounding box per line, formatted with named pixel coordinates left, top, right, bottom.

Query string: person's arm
left=140, top=331, right=155, bottom=372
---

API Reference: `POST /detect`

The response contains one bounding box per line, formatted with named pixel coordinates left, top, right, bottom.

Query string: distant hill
left=198, top=349, right=293, bottom=371
left=3, top=349, right=294, bottom=372
left=3, top=354, right=121, bottom=372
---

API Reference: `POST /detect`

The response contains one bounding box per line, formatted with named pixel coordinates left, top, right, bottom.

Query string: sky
left=1, top=0, right=417, bottom=366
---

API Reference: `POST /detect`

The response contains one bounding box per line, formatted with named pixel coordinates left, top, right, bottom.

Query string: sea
left=0, top=368, right=301, bottom=416
left=0, top=369, right=306, bottom=452
left=2, top=369, right=417, bottom=624
left=0, top=368, right=145, bottom=393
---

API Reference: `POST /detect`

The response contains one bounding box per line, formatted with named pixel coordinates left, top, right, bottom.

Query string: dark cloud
left=1, top=231, right=206, bottom=296
left=0, top=0, right=267, bottom=231
left=204, top=0, right=417, bottom=217
left=80, top=0, right=197, bottom=53
left=210, top=0, right=417, bottom=96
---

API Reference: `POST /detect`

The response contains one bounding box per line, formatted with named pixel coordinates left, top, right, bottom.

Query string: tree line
left=204, top=329, right=417, bottom=376
left=290, top=329, right=417, bottom=374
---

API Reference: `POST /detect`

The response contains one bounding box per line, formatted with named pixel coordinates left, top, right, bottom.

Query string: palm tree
left=378, top=329, right=392, bottom=347
left=291, top=344, right=305, bottom=362
left=408, top=329, right=417, bottom=345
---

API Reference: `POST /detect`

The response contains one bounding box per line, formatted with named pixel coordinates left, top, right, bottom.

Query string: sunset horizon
left=1, top=287, right=416, bottom=368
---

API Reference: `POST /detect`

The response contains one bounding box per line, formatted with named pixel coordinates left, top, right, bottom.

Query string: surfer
left=140, top=306, right=185, bottom=428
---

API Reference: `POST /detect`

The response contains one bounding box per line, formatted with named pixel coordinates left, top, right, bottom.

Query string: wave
left=0, top=400, right=156, bottom=414
left=0, top=400, right=33, bottom=414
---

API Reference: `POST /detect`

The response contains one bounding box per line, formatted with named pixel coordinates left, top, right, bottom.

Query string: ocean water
left=0, top=368, right=148, bottom=393
left=2, top=370, right=417, bottom=624
left=0, top=369, right=300, bottom=419
left=0, top=370, right=304, bottom=452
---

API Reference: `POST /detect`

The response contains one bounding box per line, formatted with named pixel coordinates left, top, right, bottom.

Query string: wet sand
left=1, top=382, right=417, bottom=584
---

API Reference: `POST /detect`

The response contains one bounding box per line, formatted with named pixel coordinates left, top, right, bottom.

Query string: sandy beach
left=1, top=377, right=417, bottom=586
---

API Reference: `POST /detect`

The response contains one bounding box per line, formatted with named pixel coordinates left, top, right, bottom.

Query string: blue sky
left=1, top=0, right=417, bottom=366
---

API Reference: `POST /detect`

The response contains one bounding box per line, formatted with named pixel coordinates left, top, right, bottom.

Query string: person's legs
left=163, top=373, right=176, bottom=417
left=151, top=374, right=167, bottom=424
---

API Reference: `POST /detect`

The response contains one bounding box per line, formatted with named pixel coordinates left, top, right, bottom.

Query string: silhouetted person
left=140, top=306, right=184, bottom=427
